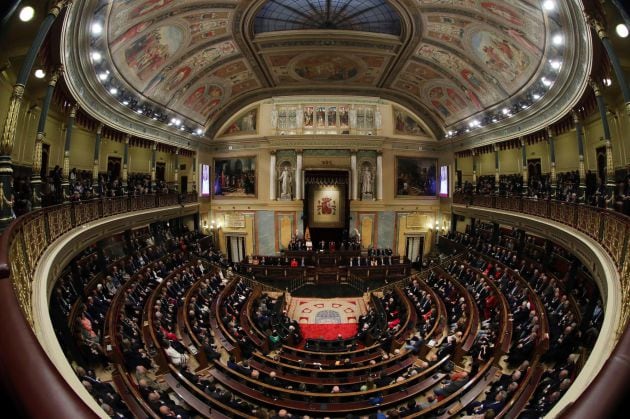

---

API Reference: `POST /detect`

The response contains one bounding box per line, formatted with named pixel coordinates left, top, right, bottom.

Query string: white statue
left=361, top=165, right=373, bottom=197
left=279, top=166, right=291, bottom=198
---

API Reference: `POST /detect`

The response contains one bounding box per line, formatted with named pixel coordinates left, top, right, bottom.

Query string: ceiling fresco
left=82, top=0, right=559, bottom=137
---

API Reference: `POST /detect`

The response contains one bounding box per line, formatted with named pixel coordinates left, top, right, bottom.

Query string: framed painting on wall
left=396, top=157, right=437, bottom=197
left=308, top=185, right=345, bottom=228
left=213, top=157, right=257, bottom=198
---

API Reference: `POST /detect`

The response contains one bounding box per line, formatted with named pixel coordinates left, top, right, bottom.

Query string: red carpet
left=300, top=323, right=358, bottom=340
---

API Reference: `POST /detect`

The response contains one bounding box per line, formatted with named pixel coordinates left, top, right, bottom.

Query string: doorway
left=107, top=156, right=122, bottom=180
left=41, top=143, right=50, bottom=178
left=180, top=176, right=188, bottom=193
left=156, top=162, right=166, bottom=183
left=596, top=146, right=606, bottom=183
left=405, top=235, right=424, bottom=267
left=226, top=235, right=246, bottom=263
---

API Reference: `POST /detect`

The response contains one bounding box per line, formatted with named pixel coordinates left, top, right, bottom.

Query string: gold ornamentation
left=0, top=84, right=25, bottom=155
left=10, top=235, right=33, bottom=327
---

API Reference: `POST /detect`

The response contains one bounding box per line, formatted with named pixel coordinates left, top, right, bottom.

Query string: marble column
left=547, top=127, right=557, bottom=197
left=151, top=142, right=157, bottom=191
left=573, top=111, right=586, bottom=197
left=350, top=151, right=358, bottom=200
left=493, top=144, right=499, bottom=193
left=93, top=123, right=103, bottom=185
left=590, top=18, right=630, bottom=117
left=472, top=150, right=477, bottom=185
left=192, top=153, right=197, bottom=193
left=296, top=150, right=303, bottom=200
left=61, top=104, right=78, bottom=203
left=591, top=80, right=615, bottom=196
left=269, top=151, right=276, bottom=200
left=0, top=0, right=70, bottom=226
left=173, top=148, right=180, bottom=192
left=520, top=137, right=528, bottom=195
left=376, top=152, right=383, bottom=200
left=122, top=135, right=129, bottom=189
left=31, top=68, right=61, bottom=209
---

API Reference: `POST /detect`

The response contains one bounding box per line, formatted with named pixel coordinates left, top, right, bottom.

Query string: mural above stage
left=75, top=0, right=565, bottom=136
left=396, top=157, right=437, bottom=197
left=213, top=157, right=257, bottom=198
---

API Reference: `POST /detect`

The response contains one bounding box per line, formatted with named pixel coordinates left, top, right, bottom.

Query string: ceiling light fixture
left=34, top=69, right=45, bottom=79
left=603, top=78, right=612, bottom=87
left=550, top=60, right=561, bottom=70
left=542, top=0, right=555, bottom=11
left=19, top=6, right=35, bottom=22
left=91, top=22, right=103, bottom=36
left=91, top=51, right=102, bottom=62
left=616, top=23, right=629, bottom=38
left=502, top=108, right=510, bottom=115
left=533, top=93, right=541, bottom=100
left=196, top=128, right=204, bottom=135
left=552, top=34, right=563, bottom=45
left=98, top=72, right=108, bottom=81
left=109, top=87, right=118, bottom=95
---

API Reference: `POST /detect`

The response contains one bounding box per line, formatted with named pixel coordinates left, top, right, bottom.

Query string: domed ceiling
left=63, top=0, right=590, bottom=147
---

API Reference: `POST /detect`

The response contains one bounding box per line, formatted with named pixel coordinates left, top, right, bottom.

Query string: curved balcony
left=452, top=192, right=629, bottom=418
left=0, top=193, right=198, bottom=418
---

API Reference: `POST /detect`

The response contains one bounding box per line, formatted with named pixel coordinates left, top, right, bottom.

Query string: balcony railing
left=1, top=192, right=199, bottom=327
left=452, top=191, right=630, bottom=419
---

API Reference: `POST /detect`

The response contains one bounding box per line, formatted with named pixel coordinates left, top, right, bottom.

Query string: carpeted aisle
left=300, top=323, right=358, bottom=340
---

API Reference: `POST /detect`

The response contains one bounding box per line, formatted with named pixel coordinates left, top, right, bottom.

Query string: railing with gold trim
left=2, top=192, right=199, bottom=326
left=0, top=192, right=199, bottom=418
left=451, top=191, right=630, bottom=419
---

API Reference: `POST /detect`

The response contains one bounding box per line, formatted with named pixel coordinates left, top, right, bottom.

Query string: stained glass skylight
left=254, top=0, right=401, bottom=35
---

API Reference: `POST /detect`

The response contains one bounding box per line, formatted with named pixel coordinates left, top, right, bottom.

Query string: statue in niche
left=361, top=163, right=374, bottom=200
left=279, top=164, right=292, bottom=200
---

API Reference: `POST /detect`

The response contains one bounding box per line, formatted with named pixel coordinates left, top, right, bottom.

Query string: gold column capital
left=69, top=103, right=79, bottom=118
left=589, top=78, right=602, bottom=96
left=48, top=67, right=63, bottom=87
left=572, top=110, right=581, bottom=124
left=0, top=84, right=25, bottom=156
left=587, top=15, right=608, bottom=39
left=50, top=0, right=73, bottom=18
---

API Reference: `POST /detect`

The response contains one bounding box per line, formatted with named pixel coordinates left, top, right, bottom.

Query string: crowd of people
left=10, top=167, right=181, bottom=218
left=457, top=170, right=630, bottom=214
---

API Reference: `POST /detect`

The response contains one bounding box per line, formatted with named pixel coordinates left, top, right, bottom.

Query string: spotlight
left=502, top=108, right=510, bottom=115
left=550, top=60, right=561, bottom=70
left=196, top=128, right=204, bottom=135
left=91, top=51, right=102, bottom=62
left=122, top=100, right=129, bottom=105
left=136, top=109, right=143, bottom=114
left=91, top=22, right=103, bottom=36
left=34, top=69, right=45, bottom=79
left=541, top=77, right=552, bottom=87
left=542, top=0, right=555, bottom=11
left=109, top=87, right=118, bottom=95
left=98, top=72, right=108, bottom=81
left=19, top=6, right=35, bottom=22
left=533, top=93, right=541, bottom=100
left=603, top=78, right=612, bottom=87
left=552, top=34, right=563, bottom=46
left=616, top=24, right=629, bottom=38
